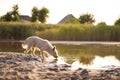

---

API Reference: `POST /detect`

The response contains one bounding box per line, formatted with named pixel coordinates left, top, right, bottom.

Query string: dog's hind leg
left=31, top=47, right=37, bottom=57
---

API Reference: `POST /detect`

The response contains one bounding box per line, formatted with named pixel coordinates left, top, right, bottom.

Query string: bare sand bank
left=0, top=52, right=120, bottom=80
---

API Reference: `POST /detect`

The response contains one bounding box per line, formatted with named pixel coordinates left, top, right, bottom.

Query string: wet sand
left=0, top=52, right=120, bottom=80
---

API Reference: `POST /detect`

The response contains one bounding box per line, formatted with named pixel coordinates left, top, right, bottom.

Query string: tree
left=1, top=12, right=12, bottom=21
left=12, top=4, right=19, bottom=21
left=64, top=18, right=80, bottom=24
left=31, top=7, right=39, bottom=22
left=0, top=4, right=19, bottom=21
left=31, top=7, right=49, bottom=23
left=97, top=22, right=107, bottom=26
left=38, top=7, right=49, bottom=23
left=114, top=18, right=120, bottom=25
left=78, top=13, right=95, bottom=24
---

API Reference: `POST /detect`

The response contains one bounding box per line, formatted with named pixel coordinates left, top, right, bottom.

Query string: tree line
left=0, top=4, right=120, bottom=25
left=0, top=4, right=49, bottom=23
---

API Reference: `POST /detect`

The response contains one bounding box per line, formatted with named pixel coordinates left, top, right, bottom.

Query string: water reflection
left=71, top=60, right=80, bottom=70
left=86, top=56, right=120, bottom=69
left=0, top=41, right=120, bottom=69
left=57, top=57, right=67, bottom=65
left=57, top=56, right=120, bottom=70
left=0, top=41, right=23, bottom=52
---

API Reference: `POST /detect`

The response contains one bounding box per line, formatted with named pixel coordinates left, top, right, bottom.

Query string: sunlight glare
left=57, top=57, right=67, bottom=65
left=90, top=56, right=120, bottom=69
left=45, top=56, right=54, bottom=62
left=79, top=56, right=120, bottom=69
left=71, top=60, right=80, bottom=70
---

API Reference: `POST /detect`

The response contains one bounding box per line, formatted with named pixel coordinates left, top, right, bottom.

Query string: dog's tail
left=21, top=42, right=28, bottom=49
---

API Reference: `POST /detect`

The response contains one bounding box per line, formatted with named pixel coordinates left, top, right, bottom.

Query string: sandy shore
left=0, top=52, right=120, bottom=80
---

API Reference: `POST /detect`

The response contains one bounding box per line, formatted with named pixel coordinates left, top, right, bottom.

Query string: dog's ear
left=53, top=45, right=56, bottom=50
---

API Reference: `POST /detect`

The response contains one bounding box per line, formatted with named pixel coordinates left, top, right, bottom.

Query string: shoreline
left=0, top=52, right=120, bottom=79
left=1, top=40, right=120, bottom=45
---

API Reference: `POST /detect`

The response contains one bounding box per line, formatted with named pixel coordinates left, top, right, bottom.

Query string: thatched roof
left=58, top=14, right=75, bottom=24
left=19, top=15, right=31, bottom=21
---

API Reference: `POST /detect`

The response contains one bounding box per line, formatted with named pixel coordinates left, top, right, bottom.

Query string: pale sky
left=0, top=0, right=120, bottom=25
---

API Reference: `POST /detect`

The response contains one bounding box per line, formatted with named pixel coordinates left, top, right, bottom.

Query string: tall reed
left=0, top=22, right=120, bottom=41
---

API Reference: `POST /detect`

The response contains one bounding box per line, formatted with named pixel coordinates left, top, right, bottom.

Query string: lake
left=0, top=41, right=120, bottom=69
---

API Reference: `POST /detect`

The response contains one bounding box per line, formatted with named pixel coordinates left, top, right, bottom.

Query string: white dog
left=22, top=36, right=58, bottom=61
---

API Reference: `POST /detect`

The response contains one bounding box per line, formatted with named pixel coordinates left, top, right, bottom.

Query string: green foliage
left=31, top=7, right=49, bottom=23
left=114, top=18, right=120, bottom=25
left=37, top=24, right=120, bottom=41
left=0, top=22, right=46, bottom=40
left=64, top=18, right=80, bottom=24
left=0, top=4, right=19, bottom=21
left=79, top=13, right=95, bottom=24
left=97, top=22, right=107, bottom=26
left=12, top=4, right=19, bottom=21
left=1, top=22, right=120, bottom=41
left=39, top=7, right=49, bottom=23
left=31, top=7, right=39, bottom=22
left=1, top=12, right=12, bottom=21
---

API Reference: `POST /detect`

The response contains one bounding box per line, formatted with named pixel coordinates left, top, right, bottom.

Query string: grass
left=0, top=22, right=120, bottom=41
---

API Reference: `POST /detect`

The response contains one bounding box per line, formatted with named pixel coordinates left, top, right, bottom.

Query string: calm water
left=0, top=41, right=120, bottom=69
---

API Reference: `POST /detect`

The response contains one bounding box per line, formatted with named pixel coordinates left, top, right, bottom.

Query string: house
left=58, top=14, right=76, bottom=24
left=19, top=15, right=31, bottom=21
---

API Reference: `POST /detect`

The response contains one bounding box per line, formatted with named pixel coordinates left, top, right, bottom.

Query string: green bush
left=0, top=22, right=120, bottom=41
left=38, top=24, right=120, bottom=41
left=0, top=22, right=45, bottom=40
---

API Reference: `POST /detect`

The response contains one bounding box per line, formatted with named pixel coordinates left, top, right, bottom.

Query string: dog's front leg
left=40, top=51, right=44, bottom=62
left=24, top=49, right=30, bottom=56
